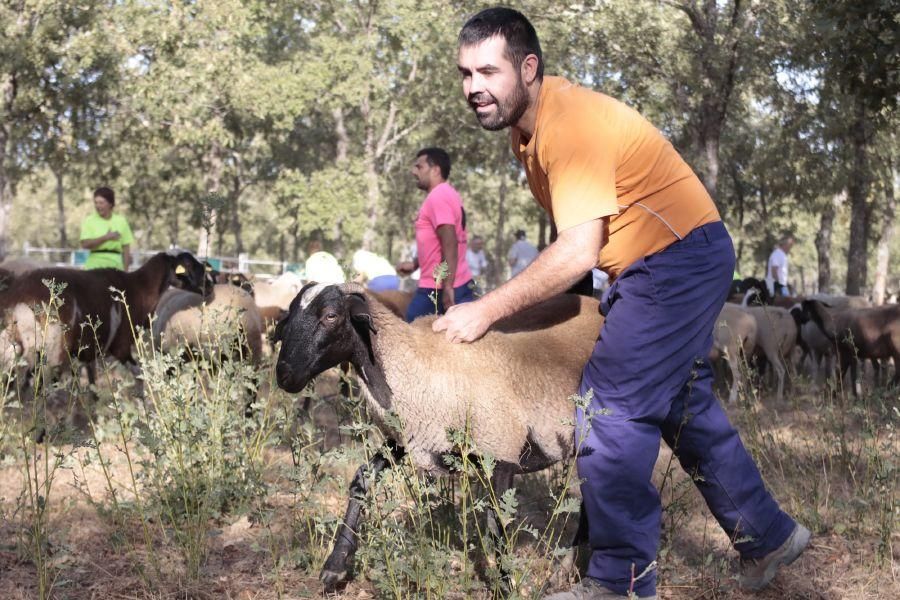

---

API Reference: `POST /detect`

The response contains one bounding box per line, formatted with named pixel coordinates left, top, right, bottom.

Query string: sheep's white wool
left=300, top=283, right=329, bottom=309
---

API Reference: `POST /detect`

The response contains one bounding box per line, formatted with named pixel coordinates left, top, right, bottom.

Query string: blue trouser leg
left=576, top=222, right=794, bottom=596
left=405, top=280, right=476, bottom=322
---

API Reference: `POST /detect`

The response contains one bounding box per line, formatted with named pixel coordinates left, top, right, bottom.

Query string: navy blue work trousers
left=576, top=221, right=795, bottom=596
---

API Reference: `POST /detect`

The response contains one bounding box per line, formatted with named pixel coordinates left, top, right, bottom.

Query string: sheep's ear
left=346, top=293, right=376, bottom=334
left=346, top=292, right=377, bottom=366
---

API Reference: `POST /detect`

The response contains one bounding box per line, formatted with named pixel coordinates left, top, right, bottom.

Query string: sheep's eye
left=323, top=312, right=338, bottom=323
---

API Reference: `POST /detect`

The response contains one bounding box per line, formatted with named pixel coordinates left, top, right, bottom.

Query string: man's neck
left=427, top=179, right=445, bottom=193
left=512, top=78, right=543, bottom=141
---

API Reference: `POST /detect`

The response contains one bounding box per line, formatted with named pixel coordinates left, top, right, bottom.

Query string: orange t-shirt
left=511, top=76, right=720, bottom=278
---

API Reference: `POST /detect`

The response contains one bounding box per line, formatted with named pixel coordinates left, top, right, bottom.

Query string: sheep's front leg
left=553, top=502, right=588, bottom=584
left=320, top=441, right=405, bottom=590
left=485, top=467, right=516, bottom=589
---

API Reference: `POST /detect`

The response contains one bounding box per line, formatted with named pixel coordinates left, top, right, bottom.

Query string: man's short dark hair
left=416, top=147, right=451, bottom=180
left=515, top=229, right=526, bottom=240
left=93, top=186, right=115, bottom=206
left=458, top=7, right=543, bottom=80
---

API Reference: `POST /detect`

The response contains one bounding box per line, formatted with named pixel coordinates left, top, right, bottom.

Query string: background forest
left=1, top=0, right=897, bottom=296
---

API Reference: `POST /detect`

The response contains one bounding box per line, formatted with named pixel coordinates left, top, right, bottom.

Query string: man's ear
left=521, top=53, right=540, bottom=85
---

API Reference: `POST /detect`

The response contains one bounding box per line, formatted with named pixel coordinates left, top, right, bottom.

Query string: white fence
left=18, top=243, right=299, bottom=280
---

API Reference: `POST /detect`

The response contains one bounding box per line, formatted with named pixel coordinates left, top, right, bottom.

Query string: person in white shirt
left=465, top=234, right=490, bottom=295
left=507, top=229, right=539, bottom=278
left=466, top=235, right=489, bottom=277
left=766, top=235, right=794, bottom=297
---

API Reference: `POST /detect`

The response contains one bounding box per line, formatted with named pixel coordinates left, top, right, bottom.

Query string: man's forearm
left=480, top=220, right=604, bottom=321
left=81, top=236, right=107, bottom=250
left=436, top=226, right=458, bottom=290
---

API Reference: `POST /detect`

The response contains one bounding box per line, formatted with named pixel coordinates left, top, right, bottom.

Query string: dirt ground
left=1, top=382, right=897, bottom=600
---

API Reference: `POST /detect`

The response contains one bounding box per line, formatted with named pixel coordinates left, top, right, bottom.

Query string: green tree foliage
left=0, top=0, right=897, bottom=294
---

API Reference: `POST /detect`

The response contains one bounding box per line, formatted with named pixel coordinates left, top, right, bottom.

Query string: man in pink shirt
left=398, top=147, right=475, bottom=322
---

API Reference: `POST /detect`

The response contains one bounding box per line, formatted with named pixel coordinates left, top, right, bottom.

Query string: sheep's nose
left=276, top=360, right=292, bottom=381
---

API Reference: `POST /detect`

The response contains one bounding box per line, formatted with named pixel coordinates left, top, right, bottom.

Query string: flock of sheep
left=0, top=253, right=898, bottom=591
left=712, top=278, right=900, bottom=403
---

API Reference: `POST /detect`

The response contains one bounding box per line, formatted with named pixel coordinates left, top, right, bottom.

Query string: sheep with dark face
left=801, top=300, right=900, bottom=394
left=0, top=251, right=209, bottom=375
left=274, top=282, right=603, bottom=590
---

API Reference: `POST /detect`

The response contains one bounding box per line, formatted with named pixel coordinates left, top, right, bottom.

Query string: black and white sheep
left=274, top=282, right=603, bottom=589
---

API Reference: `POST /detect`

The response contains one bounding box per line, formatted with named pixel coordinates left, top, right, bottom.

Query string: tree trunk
left=703, top=134, right=720, bottom=198
left=231, top=175, right=243, bottom=255
left=55, top=169, right=67, bottom=247
left=0, top=181, right=10, bottom=261
left=198, top=144, right=224, bottom=257
left=815, top=194, right=840, bottom=293
left=872, top=153, right=896, bottom=304
left=845, top=98, right=870, bottom=296
left=0, top=72, right=17, bottom=261
left=360, top=94, right=380, bottom=251
left=333, top=106, right=349, bottom=164
left=538, top=211, right=548, bottom=250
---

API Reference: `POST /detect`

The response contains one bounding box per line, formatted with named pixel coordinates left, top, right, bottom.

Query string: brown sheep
left=152, top=283, right=264, bottom=363
left=0, top=252, right=209, bottom=375
left=252, top=271, right=304, bottom=323
left=711, top=303, right=758, bottom=404
left=745, top=305, right=799, bottom=400
left=369, top=289, right=413, bottom=319
left=274, top=282, right=603, bottom=589
left=803, top=300, right=900, bottom=394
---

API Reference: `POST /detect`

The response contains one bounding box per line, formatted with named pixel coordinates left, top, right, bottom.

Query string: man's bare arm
left=436, top=224, right=458, bottom=305
left=433, top=218, right=605, bottom=343
left=480, top=219, right=604, bottom=322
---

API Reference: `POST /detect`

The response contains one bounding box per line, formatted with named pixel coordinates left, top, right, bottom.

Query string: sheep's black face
left=802, top=299, right=836, bottom=340
left=169, top=252, right=210, bottom=296
left=275, top=284, right=372, bottom=394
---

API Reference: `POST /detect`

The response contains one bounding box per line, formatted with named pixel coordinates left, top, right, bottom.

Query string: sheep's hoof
left=320, top=567, right=348, bottom=591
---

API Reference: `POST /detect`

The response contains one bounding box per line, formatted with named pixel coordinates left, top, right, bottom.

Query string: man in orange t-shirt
left=434, top=7, right=808, bottom=600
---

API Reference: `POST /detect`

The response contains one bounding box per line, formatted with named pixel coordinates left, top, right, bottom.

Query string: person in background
left=80, top=186, right=134, bottom=270
left=304, top=238, right=345, bottom=284
left=591, top=267, right=609, bottom=299
left=466, top=234, right=490, bottom=293
left=397, top=147, right=474, bottom=322
left=353, top=249, right=400, bottom=291
left=507, top=229, right=538, bottom=278
left=766, top=235, right=794, bottom=297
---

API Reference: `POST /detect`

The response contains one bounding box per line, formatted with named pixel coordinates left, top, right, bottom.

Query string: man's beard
left=468, top=78, right=529, bottom=131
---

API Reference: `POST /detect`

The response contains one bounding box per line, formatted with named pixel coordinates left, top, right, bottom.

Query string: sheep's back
left=157, top=285, right=263, bottom=360
left=379, top=294, right=602, bottom=472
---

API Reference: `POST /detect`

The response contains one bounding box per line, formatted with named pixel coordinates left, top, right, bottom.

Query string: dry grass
left=1, top=364, right=897, bottom=600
